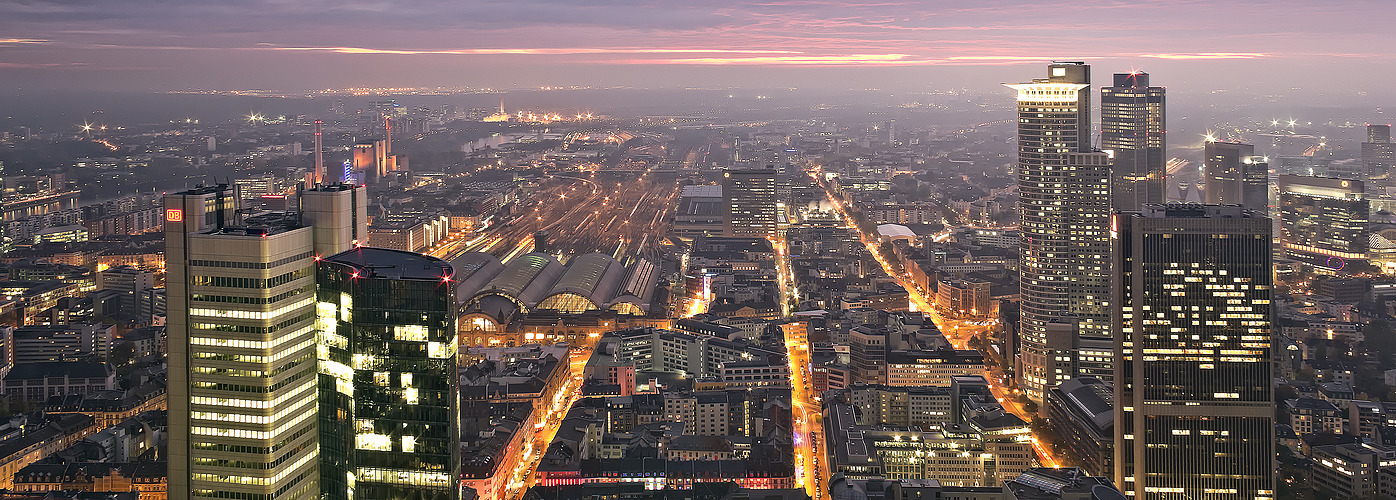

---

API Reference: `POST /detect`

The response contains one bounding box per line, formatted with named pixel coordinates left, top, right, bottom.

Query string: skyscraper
left=1112, top=203, right=1274, bottom=500
left=166, top=183, right=366, bottom=500
left=1007, top=62, right=1112, bottom=402
left=1278, top=174, right=1370, bottom=274
left=1101, top=72, right=1166, bottom=212
left=1363, top=124, right=1395, bottom=192
left=723, top=166, right=778, bottom=239
left=316, top=247, right=459, bottom=500
left=1203, top=140, right=1269, bottom=211
left=1062, top=151, right=1115, bottom=385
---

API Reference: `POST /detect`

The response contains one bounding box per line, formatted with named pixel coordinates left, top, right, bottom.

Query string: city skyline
left=1, top=1, right=1393, bottom=93
left=2, top=25, right=1395, bottom=495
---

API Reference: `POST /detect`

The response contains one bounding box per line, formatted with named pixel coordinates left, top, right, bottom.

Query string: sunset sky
left=2, top=0, right=1391, bottom=93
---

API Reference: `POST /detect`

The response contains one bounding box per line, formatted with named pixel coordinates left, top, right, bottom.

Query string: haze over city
left=0, top=2, right=1394, bottom=500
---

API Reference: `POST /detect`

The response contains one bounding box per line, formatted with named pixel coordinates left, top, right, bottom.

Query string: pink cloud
left=1137, top=52, right=1268, bottom=60
left=260, top=45, right=801, bottom=55
left=620, top=53, right=925, bottom=65
left=0, top=61, right=87, bottom=68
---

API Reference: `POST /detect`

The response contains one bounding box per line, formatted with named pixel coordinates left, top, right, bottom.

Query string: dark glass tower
left=1101, top=72, right=1166, bottom=212
left=317, top=248, right=459, bottom=500
left=1112, top=204, right=1274, bottom=500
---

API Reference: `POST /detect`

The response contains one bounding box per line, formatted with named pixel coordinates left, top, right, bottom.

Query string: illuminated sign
left=165, top=209, right=183, bottom=222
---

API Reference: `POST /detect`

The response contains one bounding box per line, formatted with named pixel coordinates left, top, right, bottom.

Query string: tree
left=1019, top=394, right=1038, bottom=414
left=111, top=342, right=136, bottom=367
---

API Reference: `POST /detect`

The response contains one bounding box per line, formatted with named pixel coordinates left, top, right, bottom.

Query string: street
left=812, top=168, right=1064, bottom=469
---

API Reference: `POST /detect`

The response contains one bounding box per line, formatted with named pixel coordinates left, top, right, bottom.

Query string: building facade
left=1112, top=204, right=1274, bottom=500
left=1203, top=140, right=1269, bottom=211
left=165, top=183, right=366, bottom=500
left=1101, top=72, right=1166, bottom=212
left=316, top=248, right=459, bottom=499
left=723, top=167, right=778, bottom=239
left=935, top=279, right=992, bottom=320
left=1363, top=124, right=1395, bottom=191
left=1277, top=174, right=1369, bottom=274
left=1007, top=62, right=1113, bottom=402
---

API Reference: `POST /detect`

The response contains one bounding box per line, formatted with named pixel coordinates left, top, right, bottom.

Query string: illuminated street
left=775, top=237, right=827, bottom=498
left=781, top=321, right=828, bottom=498
left=490, top=342, right=597, bottom=500
left=812, top=168, right=1064, bottom=469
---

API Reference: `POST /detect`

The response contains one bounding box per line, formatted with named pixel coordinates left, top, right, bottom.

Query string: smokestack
left=313, top=120, right=324, bottom=185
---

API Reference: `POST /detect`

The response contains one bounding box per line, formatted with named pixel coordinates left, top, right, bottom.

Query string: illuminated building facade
left=1007, top=62, right=1113, bottom=402
left=723, top=167, right=778, bottom=239
left=1204, top=140, right=1269, bottom=212
left=934, top=278, right=991, bottom=320
left=1112, top=204, right=1274, bottom=500
left=351, top=141, right=384, bottom=184
left=316, top=248, right=458, bottom=500
left=1101, top=72, right=1166, bottom=212
left=166, top=184, right=365, bottom=500
left=1277, top=174, right=1369, bottom=274
left=167, top=188, right=313, bottom=500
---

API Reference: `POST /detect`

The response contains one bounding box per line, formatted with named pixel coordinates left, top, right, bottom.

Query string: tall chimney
left=384, top=116, right=392, bottom=156
left=313, top=119, right=324, bottom=185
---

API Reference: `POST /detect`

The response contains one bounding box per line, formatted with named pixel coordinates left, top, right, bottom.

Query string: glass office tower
left=723, top=166, right=779, bottom=239
left=317, top=247, right=459, bottom=499
left=166, top=183, right=366, bottom=500
left=1101, top=72, right=1166, bottom=212
left=1113, top=204, right=1274, bottom=500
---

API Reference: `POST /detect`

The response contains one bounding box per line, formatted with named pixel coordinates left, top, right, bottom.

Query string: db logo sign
left=166, top=209, right=184, bottom=222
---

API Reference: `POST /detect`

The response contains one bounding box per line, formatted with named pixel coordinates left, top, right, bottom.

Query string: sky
left=1, top=0, right=1392, bottom=94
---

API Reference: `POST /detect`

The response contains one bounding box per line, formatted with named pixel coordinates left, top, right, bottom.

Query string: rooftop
left=322, top=247, right=453, bottom=281
left=1139, top=203, right=1260, bottom=219
left=202, top=211, right=305, bottom=237
left=681, top=185, right=722, bottom=198
left=1053, top=376, right=1113, bottom=432
left=4, top=361, right=112, bottom=381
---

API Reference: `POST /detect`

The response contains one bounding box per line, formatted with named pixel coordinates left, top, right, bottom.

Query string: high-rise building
left=1007, top=62, right=1113, bottom=402
left=316, top=247, right=459, bottom=500
left=166, top=183, right=367, bottom=500
left=1112, top=203, right=1274, bottom=500
left=1062, top=151, right=1114, bottom=385
left=1371, top=123, right=1393, bottom=143
left=1101, top=72, right=1166, bottom=212
left=1278, top=174, right=1369, bottom=274
left=723, top=166, right=778, bottom=239
left=1203, top=140, right=1269, bottom=211
left=1363, top=124, right=1395, bottom=191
